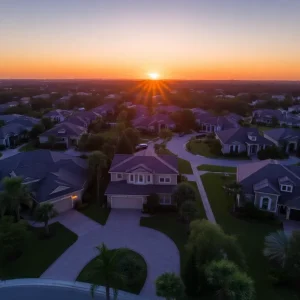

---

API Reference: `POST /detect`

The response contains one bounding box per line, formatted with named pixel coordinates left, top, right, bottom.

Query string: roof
left=109, top=154, right=178, bottom=174
left=195, top=112, right=240, bottom=130
left=0, top=150, right=87, bottom=203
left=0, top=123, right=25, bottom=138
left=264, top=128, right=300, bottom=142
left=40, top=122, right=86, bottom=137
left=132, top=114, right=175, bottom=128
left=156, top=105, right=182, bottom=113
left=44, top=110, right=72, bottom=119
left=216, top=127, right=273, bottom=145
left=105, top=180, right=175, bottom=196
left=237, top=160, right=300, bottom=209
left=92, top=102, right=117, bottom=114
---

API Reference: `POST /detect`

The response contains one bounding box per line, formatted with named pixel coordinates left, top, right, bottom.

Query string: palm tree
left=263, top=230, right=290, bottom=267
left=1, top=177, right=32, bottom=221
left=89, top=243, right=125, bottom=300
left=88, top=151, right=108, bottom=206
left=35, top=203, right=58, bottom=236
left=223, top=181, right=242, bottom=211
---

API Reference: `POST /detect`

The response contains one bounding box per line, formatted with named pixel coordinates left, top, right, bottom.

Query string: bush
left=257, top=146, right=287, bottom=160
left=79, top=154, right=88, bottom=159
left=236, top=202, right=276, bottom=221
left=0, top=145, right=6, bottom=151
left=145, top=193, right=160, bottom=214
left=223, top=151, right=248, bottom=158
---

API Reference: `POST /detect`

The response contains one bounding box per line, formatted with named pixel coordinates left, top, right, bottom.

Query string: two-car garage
left=109, top=196, right=145, bottom=210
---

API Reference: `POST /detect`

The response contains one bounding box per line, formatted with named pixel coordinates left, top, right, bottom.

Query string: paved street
left=41, top=210, right=180, bottom=299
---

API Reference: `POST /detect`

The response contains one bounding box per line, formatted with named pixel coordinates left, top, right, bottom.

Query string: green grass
left=2, top=222, right=78, bottom=279
left=201, top=173, right=299, bottom=300
left=140, top=181, right=206, bottom=272
left=156, top=147, right=193, bottom=174
left=78, top=202, right=110, bottom=225
left=19, top=142, right=38, bottom=152
left=187, top=140, right=218, bottom=158
left=197, top=164, right=237, bottom=173
left=250, top=124, right=276, bottom=133
left=77, top=248, right=147, bottom=294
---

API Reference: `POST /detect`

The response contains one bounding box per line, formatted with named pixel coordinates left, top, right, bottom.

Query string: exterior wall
left=222, top=143, right=246, bottom=154
left=254, top=192, right=278, bottom=212
left=111, top=173, right=129, bottom=181
left=39, top=136, right=49, bottom=143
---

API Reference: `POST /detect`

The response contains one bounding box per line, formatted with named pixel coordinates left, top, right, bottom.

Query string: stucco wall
left=254, top=192, right=278, bottom=212
left=111, top=173, right=177, bottom=185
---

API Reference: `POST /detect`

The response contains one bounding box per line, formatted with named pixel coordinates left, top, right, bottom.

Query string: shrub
left=145, top=193, right=160, bottom=214
left=156, top=272, right=185, bottom=300
left=173, top=182, right=196, bottom=208
left=257, top=146, right=287, bottom=160
left=79, top=154, right=88, bottom=159
left=236, top=202, right=276, bottom=221
left=0, top=145, right=6, bottom=151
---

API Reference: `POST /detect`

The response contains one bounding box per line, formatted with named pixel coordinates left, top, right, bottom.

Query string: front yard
left=2, top=223, right=78, bottom=279
left=187, top=139, right=218, bottom=158
left=140, top=181, right=206, bottom=271
left=201, top=173, right=299, bottom=300
left=197, top=164, right=237, bottom=173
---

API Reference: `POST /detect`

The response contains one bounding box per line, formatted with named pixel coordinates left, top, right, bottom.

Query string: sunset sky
left=1, top=0, right=300, bottom=80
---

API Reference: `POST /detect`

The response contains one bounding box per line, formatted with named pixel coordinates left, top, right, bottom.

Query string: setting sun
left=148, top=73, right=159, bottom=80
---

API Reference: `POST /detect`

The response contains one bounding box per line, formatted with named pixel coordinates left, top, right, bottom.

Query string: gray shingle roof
left=40, top=122, right=86, bottom=137
left=110, top=154, right=178, bottom=174
left=105, top=180, right=176, bottom=196
left=0, top=150, right=87, bottom=203
left=264, top=128, right=300, bottom=142
left=216, top=127, right=273, bottom=145
left=132, top=114, right=175, bottom=128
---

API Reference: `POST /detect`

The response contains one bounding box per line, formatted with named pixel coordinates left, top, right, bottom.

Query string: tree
left=88, top=151, right=108, bottom=206
left=223, top=181, right=242, bottom=211
left=89, top=243, right=125, bottom=300
left=205, top=260, right=255, bottom=300
left=146, top=193, right=160, bottom=213
left=30, top=123, right=45, bottom=139
left=156, top=272, right=184, bottom=300
left=171, top=109, right=196, bottom=132
left=271, top=116, right=279, bottom=127
left=116, top=110, right=128, bottom=124
left=263, top=230, right=290, bottom=268
left=179, top=201, right=199, bottom=226
left=172, top=182, right=196, bottom=208
left=0, top=120, right=5, bottom=128
left=48, top=135, right=56, bottom=149
left=286, top=230, right=300, bottom=281
left=124, top=127, right=140, bottom=148
left=41, top=117, right=54, bottom=130
left=35, top=203, right=58, bottom=236
left=159, top=128, right=173, bottom=141
left=78, top=133, right=89, bottom=151
left=0, top=216, right=30, bottom=262
left=115, top=134, right=134, bottom=154
left=103, top=143, right=116, bottom=160
left=0, top=177, right=32, bottom=221
left=183, top=250, right=199, bottom=296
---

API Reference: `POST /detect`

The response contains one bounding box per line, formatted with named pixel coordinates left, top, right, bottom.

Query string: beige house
left=105, top=154, right=179, bottom=209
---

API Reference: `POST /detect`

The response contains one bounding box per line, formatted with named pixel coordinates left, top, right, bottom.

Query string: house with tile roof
left=263, top=128, right=300, bottom=154
left=216, top=127, right=273, bottom=156
left=0, top=150, right=87, bottom=213
left=105, top=154, right=178, bottom=209
left=39, top=122, right=86, bottom=148
left=237, top=160, right=300, bottom=221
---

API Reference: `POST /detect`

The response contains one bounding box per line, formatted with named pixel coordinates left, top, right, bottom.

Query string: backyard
left=140, top=181, right=206, bottom=272
left=201, top=173, right=299, bottom=300
left=2, top=223, right=78, bottom=279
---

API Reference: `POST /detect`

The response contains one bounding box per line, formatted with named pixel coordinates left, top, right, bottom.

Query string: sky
left=1, top=0, right=300, bottom=80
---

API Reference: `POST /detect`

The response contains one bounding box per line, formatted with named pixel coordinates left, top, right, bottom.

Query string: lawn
left=201, top=173, right=299, bottom=300
left=77, top=248, right=147, bottom=294
left=197, top=164, right=237, bottom=173
left=140, top=181, right=206, bottom=272
left=155, top=147, right=193, bottom=174
left=250, top=124, right=276, bottom=133
left=2, top=222, right=78, bottom=279
left=78, top=202, right=110, bottom=225
left=187, top=140, right=218, bottom=158
left=19, top=141, right=38, bottom=152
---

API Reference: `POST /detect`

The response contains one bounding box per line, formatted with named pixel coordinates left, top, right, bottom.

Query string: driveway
left=283, top=220, right=300, bottom=236
left=41, top=210, right=180, bottom=299
left=0, top=144, right=26, bottom=160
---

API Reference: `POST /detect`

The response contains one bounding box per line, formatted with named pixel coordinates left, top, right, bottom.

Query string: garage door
left=110, top=196, right=144, bottom=209
left=53, top=198, right=73, bottom=213
left=289, top=209, right=300, bottom=221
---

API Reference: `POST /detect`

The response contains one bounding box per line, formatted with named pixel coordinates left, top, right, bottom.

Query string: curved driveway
left=41, top=210, right=180, bottom=299
left=167, top=133, right=300, bottom=167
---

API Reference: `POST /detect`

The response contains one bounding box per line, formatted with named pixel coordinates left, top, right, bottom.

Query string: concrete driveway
left=283, top=220, right=300, bottom=236
left=41, top=210, right=180, bottom=299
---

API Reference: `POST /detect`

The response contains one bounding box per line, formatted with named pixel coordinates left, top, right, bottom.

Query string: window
left=117, top=173, right=122, bottom=179
left=281, top=185, right=293, bottom=192
left=130, top=174, right=134, bottom=182
left=159, top=195, right=172, bottom=205
left=137, top=175, right=144, bottom=183
left=159, top=177, right=165, bottom=183
left=159, top=176, right=170, bottom=183
left=261, top=197, right=270, bottom=210
left=165, top=177, right=171, bottom=183
left=147, top=175, right=151, bottom=182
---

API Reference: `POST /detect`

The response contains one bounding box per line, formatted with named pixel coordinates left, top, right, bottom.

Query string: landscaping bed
left=77, top=248, right=147, bottom=294
left=78, top=202, right=110, bottom=225
left=197, top=164, right=237, bottom=173
left=201, top=173, right=298, bottom=300
left=2, top=222, right=78, bottom=279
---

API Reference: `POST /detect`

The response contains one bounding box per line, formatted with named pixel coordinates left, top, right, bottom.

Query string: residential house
left=248, top=99, right=267, bottom=107
left=132, top=113, right=176, bottom=133
left=0, top=150, right=87, bottom=213
left=156, top=105, right=182, bottom=114
left=272, top=95, right=286, bottom=102
left=0, top=115, right=39, bottom=148
left=194, top=112, right=240, bottom=133
left=92, top=102, right=117, bottom=116
left=0, top=101, right=19, bottom=113
left=43, top=109, right=73, bottom=123
left=216, top=127, right=273, bottom=156
left=264, top=128, right=300, bottom=154
left=39, top=122, right=86, bottom=148
left=105, top=154, right=178, bottom=209
left=237, top=160, right=300, bottom=221
left=288, top=105, right=300, bottom=113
